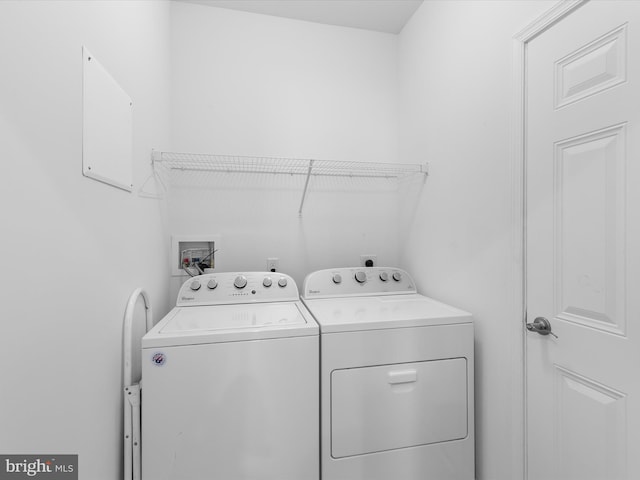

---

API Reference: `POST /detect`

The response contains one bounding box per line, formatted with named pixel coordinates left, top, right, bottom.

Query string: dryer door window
left=330, top=358, right=468, bottom=458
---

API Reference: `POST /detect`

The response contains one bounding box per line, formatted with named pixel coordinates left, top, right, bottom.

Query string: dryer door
left=331, top=358, right=468, bottom=458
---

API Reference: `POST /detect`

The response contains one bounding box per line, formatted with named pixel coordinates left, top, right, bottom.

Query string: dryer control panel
left=302, top=267, right=416, bottom=299
left=176, top=272, right=298, bottom=306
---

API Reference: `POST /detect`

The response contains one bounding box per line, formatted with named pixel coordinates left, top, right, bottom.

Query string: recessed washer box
left=171, top=235, right=220, bottom=276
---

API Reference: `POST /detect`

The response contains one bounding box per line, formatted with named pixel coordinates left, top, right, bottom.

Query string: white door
left=526, top=2, right=640, bottom=480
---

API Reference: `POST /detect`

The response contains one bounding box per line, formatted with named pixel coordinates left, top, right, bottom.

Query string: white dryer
left=141, top=272, right=319, bottom=480
left=301, top=267, right=474, bottom=480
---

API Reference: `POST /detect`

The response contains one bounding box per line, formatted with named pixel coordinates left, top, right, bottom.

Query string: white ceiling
left=174, top=0, right=424, bottom=34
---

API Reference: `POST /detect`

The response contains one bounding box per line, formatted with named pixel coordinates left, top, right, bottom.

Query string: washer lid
left=142, top=302, right=318, bottom=347
left=302, top=294, right=471, bottom=333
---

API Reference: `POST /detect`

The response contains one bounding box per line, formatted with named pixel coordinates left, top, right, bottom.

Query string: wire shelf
left=152, top=151, right=427, bottom=179
left=150, top=151, right=428, bottom=215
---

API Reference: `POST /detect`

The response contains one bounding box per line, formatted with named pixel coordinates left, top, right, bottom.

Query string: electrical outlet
left=267, top=257, right=279, bottom=272
left=360, top=255, right=377, bottom=267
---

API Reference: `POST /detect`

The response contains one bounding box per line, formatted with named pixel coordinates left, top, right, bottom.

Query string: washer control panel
left=302, top=267, right=416, bottom=299
left=177, top=272, right=298, bottom=306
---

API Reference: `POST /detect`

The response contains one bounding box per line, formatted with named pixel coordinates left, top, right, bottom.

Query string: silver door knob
left=526, top=316, right=558, bottom=338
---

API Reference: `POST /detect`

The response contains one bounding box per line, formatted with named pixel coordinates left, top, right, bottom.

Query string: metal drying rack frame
left=123, top=288, right=153, bottom=480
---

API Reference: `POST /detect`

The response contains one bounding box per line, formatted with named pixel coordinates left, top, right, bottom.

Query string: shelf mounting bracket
left=298, top=159, right=315, bottom=216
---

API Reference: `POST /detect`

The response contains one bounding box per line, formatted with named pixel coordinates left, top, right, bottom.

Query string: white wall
left=0, top=1, right=171, bottom=478
left=397, top=2, right=554, bottom=479
left=168, top=2, right=401, bottom=291
left=0, top=2, right=566, bottom=479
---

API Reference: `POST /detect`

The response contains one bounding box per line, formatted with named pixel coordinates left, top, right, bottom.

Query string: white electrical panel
left=82, top=46, right=133, bottom=191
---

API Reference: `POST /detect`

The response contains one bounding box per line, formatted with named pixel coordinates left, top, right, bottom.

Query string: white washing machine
left=141, top=272, right=319, bottom=480
left=301, top=267, right=474, bottom=480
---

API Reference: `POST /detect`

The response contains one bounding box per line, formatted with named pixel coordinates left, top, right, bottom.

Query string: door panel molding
left=553, top=123, right=628, bottom=336
left=554, top=23, right=628, bottom=109
left=554, top=364, right=627, bottom=480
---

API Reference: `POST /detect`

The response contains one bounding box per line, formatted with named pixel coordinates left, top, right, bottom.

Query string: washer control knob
left=234, top=275, right=248, bottom=289
left=355, top=271, right=367, bottom=284
left=379, top=272, right=389, bottom=282
left=278, top=277, right=288, bottom=288
left=190, top=280, right=201, bottom=291
left=207, top=279, right=218, bottom=290
left=332, top=273, right=342, bottom=284
left=392, top=272, right=402, bottom=282
left=263, top=277, right=273, bottom=288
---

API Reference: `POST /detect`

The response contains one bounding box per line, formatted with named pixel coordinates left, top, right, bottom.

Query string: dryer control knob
left=392, top=272, right=402, bottom=282
left=278, top=277, right=288, bottom=288
left=207, top=279, right=218, bottom=290
left=355, top=271, right=367, bottom=284
left=190, top=280, right=201, bottom=291
left=234, top=275, right=248, bottom=289
left=379, top=272, right=389, bottom=282
left=332, top=273, right=342, bottom=284
left=263, top=277, right=273, bottom=288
